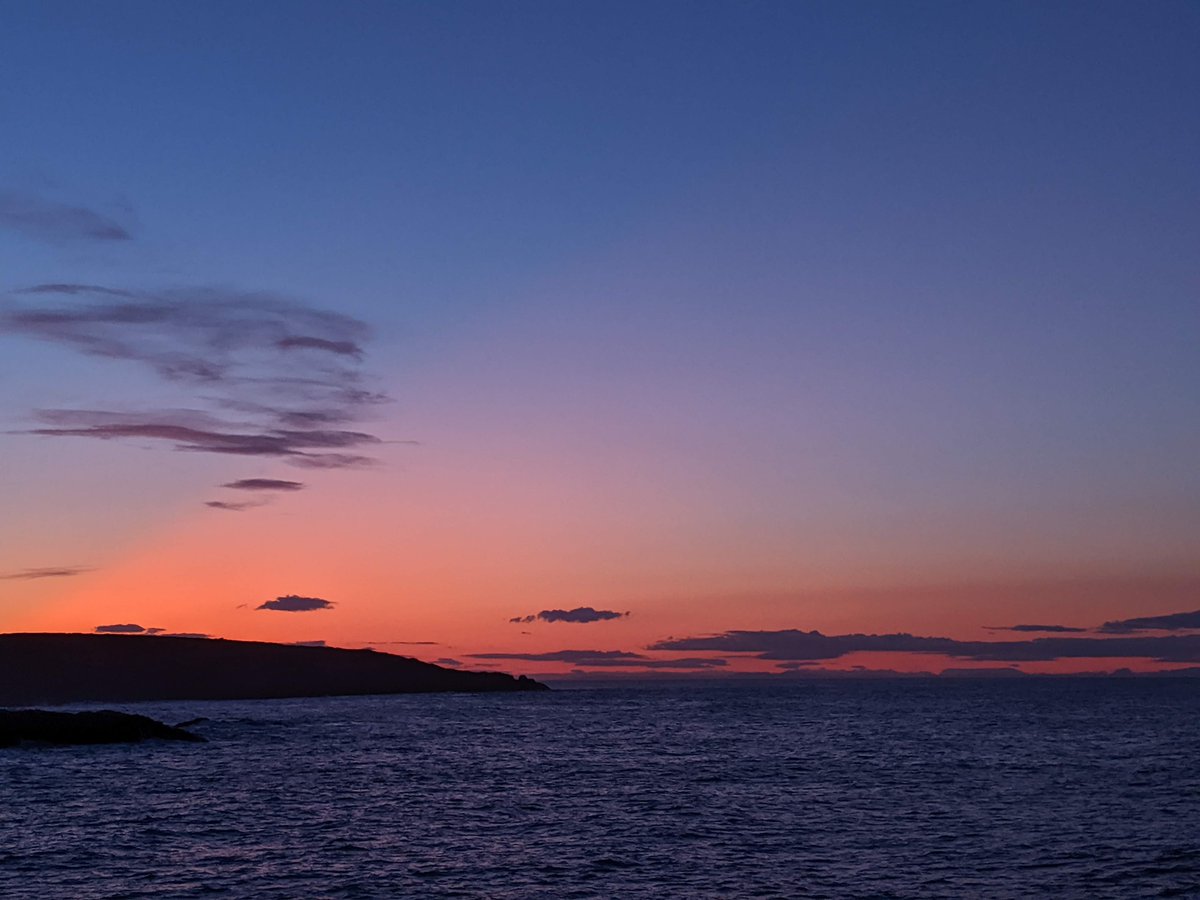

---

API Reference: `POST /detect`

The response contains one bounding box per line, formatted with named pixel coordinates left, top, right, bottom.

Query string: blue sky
left=1, top=1, right=1197, bottom=670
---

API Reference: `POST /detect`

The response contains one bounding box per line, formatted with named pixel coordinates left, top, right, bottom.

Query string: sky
left=1, top=1, right=1198, bottom=677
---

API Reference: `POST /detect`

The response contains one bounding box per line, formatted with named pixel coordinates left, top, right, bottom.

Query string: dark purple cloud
left=0, top=565, right=90, bottom=580
left=1099, top=609, right=1200, bottom=634
left=0, top=189, right=131, bottom=242
left=509, top=607, right=630, bottom=624
left=651, top=627, right=1200, bottom=663
left=223, top=478, right=304, bottom=491
left=985, top=624, right=1088, bottom=633
left=94, top=624, right=150, bottom=633
left=256, top=594, right=335, bottom=613
left=0, top=283, right=387, bottom=471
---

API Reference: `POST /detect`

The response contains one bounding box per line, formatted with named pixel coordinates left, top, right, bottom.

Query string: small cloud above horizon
left=985, top=624, right=1088, bottom=634
left=257, top=594, right=335, bottom=612
left=509, top=607, right=630, bottom=625
left=95, top=623, right=154, bottom=634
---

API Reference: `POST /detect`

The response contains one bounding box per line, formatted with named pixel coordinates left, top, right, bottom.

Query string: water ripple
left=2, top=679, right=1198, bottom=898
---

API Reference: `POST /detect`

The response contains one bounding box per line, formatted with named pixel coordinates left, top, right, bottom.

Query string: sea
left=2, top=678, right=1198, bottom=899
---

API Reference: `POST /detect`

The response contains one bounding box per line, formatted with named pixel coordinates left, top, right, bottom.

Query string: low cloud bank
left=651, top=627, right=1200, bottom=663
left=1099, top=609, right=1200, bottom=634
left=468, top=649, right=724, bottom=669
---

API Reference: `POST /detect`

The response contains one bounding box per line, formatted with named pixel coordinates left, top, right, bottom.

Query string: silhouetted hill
left=0, top=634, right=548, bottom=704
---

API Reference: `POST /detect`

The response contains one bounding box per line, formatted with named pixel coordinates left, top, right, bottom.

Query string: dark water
left=2, top=679, right=1198, bottom=898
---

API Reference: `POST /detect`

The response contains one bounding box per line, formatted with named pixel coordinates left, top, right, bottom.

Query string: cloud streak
left=0, top=189, right=131, bottom=242
left=984, top=624, right=1088, bottom=633
left=509, top=607, right=630, bottom=624
left=256, top=594, right=335, bottom=612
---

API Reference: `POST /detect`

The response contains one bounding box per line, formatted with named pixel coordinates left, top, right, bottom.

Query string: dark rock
left=0, top=709, right=206, bottom=747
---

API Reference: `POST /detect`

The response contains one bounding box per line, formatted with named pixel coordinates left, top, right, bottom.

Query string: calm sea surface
left=2, top=678, right=1198, bottom=898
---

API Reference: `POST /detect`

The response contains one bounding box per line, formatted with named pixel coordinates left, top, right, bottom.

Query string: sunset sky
left=2, top=2, right=1197, bottom=676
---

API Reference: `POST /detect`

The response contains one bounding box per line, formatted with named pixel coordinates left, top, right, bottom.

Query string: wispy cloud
left=0, top=189, right=131, bottom=243
left=509, top=607, right=630, bottom=624
left=0, top=566, right=90, bottom=580
left=984, top=624, right=1088, bottom=633
left=1, top=284, right=388, bottom=472
left=256, top=594, right=335, bottom=612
